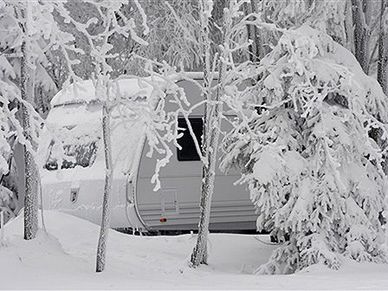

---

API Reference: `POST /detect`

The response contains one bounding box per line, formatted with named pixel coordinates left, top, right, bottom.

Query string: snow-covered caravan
left=39, top=77, right=256, bottom=232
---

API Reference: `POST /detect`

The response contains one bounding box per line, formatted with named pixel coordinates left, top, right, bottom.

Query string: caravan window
left=45, top=140, right=99, bottom=171
left=177, top=117, right=203, bottom=161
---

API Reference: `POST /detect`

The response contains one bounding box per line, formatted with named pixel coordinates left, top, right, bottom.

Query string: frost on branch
left=222, top=25, right=388, bottom=274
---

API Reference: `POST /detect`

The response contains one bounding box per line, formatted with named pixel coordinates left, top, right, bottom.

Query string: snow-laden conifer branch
left=221, top=25, right=388, bottom=274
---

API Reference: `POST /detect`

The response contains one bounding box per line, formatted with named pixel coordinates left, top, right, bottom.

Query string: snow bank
left=1, top=211, right=388, bottom=289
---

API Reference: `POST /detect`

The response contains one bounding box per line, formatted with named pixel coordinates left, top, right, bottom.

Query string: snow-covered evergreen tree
left=222, top=25, right=388, bottom=274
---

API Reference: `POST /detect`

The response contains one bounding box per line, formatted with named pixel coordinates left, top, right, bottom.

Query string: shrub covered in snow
left=222, top=25, right=388, bottom=274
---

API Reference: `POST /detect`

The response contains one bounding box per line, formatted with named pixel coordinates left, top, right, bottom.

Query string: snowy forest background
left=1, top=0, right=388, bottom=285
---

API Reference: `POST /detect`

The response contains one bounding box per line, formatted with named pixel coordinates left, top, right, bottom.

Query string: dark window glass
left=45, top=140, right=99, bottom=171
left=177, top=117, right=203, bottom=161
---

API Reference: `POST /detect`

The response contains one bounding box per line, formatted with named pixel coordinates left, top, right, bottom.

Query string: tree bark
left=243, top=0, right=263, bottom=63
left=352, top=0, right=372, bottom=74
left=20, top=4, right=38, bottom=241
left=345, top=0, right=356, bottom=54
left=243, top=2, right=257, bottom=63
left=190, top=0, right=227, bottom=267
left=96, top=102, right=113, bottom=273
left=190, top=71, right=225, bottom=267
left=190, top=0, right=213, bottom=267
left=377, top=0, right=388, bottom=94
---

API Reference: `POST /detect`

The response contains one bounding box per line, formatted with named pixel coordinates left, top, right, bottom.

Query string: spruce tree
left=222, top=25, right=388, bottom=274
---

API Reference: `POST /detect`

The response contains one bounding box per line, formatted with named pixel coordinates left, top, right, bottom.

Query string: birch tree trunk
left=20, top=3, right=38, bottom=241
left=190, top=0, right=213, bottom=267
left=190, top=0, right=227, bottom=267
left=377, top=0, right=388, bottom=94
left=96, top=103, right=113, bottom=272
left=190, top=70, right=225, bottom=267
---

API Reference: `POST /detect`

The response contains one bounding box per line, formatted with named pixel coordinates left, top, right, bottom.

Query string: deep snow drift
left=0, top=211, right=388, bottom=289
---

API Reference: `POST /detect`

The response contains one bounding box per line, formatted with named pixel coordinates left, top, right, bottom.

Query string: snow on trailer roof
left=41, top=75, right=173, bottom=184
left=50, top=77, right=158, bottom=107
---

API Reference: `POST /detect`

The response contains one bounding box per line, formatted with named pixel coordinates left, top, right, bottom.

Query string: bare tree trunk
left=377, top=0, right=388, bottom=94
left=96, top=103, right=113, bottom=273
left=243, top=2, right=257, bottom=63
left=352, top=0, right=372, bottom=74
left=345, top=0, right=356, bottom=54
left=243, top=0, right=263, bottom=63
left=190, top=0, right=227, bottom=267
left=190, top=72, right=225, bottom=267
left=13, top=143, right=25, bottom=215
left=1, top=211, right=4, bottom=244
left=20, top=4, right=38, bottom=241
left=190, top=0, right=213, bottom=267
left=250, top=0, right=266, bottom=59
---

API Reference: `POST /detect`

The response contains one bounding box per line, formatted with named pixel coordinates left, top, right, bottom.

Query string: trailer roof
left=51, top=77, right=159, bottom=107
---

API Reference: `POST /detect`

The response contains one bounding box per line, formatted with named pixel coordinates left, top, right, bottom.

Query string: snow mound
left=1, top=211, right=274, bottom=289
left=1, top=211, right=388, bottom=289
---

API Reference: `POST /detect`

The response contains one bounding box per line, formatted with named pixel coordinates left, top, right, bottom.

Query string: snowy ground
left=1, top=211, right=388, bottom=290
